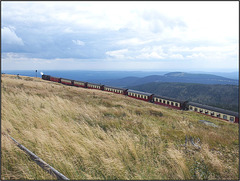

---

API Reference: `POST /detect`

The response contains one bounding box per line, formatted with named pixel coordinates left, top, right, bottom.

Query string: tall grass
left=1, top=74, right=239, bottom=180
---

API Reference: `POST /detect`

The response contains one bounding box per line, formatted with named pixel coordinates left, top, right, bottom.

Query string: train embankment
left=1, top=74, right=239, bottom=180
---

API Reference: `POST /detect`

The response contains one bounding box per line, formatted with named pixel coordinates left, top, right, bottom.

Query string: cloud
left=2, top=26, right=24, bottom=45
left=106, top=49, right=129, bottom=59
left=136, top=46, right=167, bottom=60
left=186, top=53, right=206, bottom=59
left=169, top=54, right=184, bottom=59
left=72, top=40, right=85, bottom=46
left=141, top=10, right=186, bottom=33
left=137, top=52, right=165, bottom=59
left=117, top=38, right=150, bottom=46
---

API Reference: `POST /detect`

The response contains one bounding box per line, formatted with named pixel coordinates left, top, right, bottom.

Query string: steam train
left=42, top=74, right=239, bottom=124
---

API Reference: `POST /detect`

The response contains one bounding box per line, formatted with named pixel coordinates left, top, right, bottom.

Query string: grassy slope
left=1, top=74, right=239, bottom=180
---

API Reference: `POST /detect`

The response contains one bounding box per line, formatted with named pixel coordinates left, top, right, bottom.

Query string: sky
left=1, top=1, right=239, bottom=72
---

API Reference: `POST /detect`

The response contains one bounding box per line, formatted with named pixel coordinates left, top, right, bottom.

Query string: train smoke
left=40, top=72, right=44, bottom=75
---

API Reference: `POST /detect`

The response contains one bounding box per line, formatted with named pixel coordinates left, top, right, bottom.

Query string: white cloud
left=106, top=49, right=129, bottom=59
left=72, top=40, right=85, bottom=46
left=186, top=53, right=206, bottom=59
left=2, top=26, right=24, bottom=45
left=137, top=52, right=165, bottom=59
left=117, top=38, right=151, bottom=46
left=169, top=54, right=184, bottom=59
left=137, top=46, right=167, bottom=60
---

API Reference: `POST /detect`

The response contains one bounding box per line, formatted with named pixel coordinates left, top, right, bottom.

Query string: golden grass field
left=1, top=74, right=239, bottom=180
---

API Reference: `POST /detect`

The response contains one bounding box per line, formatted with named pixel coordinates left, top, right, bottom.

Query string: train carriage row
left=187, top=102, right=239, bottom=123
left=42, top=75, right=239, bottom=124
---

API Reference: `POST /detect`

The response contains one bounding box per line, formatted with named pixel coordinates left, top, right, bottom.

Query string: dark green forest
left=128, top=82, right=239, bottom=112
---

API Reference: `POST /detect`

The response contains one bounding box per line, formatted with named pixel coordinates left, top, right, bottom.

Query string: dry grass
left=1, top=74, right=239, bottom=180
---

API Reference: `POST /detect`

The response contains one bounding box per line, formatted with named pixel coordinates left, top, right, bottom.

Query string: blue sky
left=1, top=1, right=239, bottom=71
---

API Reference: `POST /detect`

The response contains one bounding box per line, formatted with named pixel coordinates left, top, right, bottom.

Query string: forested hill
left=128, top=82, right=239, bottom=112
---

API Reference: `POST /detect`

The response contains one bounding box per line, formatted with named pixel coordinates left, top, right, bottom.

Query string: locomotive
left=42, top=74, right=239, bottom=124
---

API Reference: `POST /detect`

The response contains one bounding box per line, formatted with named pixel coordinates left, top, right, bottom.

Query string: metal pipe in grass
left=5, top=133, right=69, bottom=180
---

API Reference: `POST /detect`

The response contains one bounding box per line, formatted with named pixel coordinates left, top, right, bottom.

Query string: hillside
left=1, top=74, right=239, bottom=180
left=93, top=72, right=238, bottom=87
left=128, top=82, right=239, bottom=112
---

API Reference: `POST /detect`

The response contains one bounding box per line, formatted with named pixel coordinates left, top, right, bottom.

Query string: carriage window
left=211, top=112, right=214, bottom=116
left=189, top=106, right=192, bottom=110
left=223, top=115, right=227, bottom=120
left=194, top=108, right=198, bottom=111
left=167, top=101, right=169, bottom=105
left=230, top=117, right=234, bottom=122
left=217, top=114, right=220, bottom=118
left=175, top=103, right=179, bottom=107
left=163, top=100, right=166, bottom=104
left=205, top=110, right=208, bottom=114
left=200, top=109, right=203, bottom=113
left=171, top=102, right=174, bottom=106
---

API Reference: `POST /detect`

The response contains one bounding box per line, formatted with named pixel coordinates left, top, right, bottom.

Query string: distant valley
left=91, top=72, right=239, bottom=112
left=92, top=72, right=238, bottom=87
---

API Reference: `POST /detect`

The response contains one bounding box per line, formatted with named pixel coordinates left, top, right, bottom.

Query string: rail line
left=4, top=132, right=69, bottom=180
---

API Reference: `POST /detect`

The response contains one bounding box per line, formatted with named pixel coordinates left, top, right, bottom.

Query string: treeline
left=128, top=82, right=239, bottom=112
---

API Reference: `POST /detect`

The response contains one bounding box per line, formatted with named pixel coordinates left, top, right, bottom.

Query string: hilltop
left=1, top=74, right=239, bottom=180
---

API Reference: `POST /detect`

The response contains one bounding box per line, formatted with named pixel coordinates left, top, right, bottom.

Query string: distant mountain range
left=93, top=72, right=238, bottom=87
